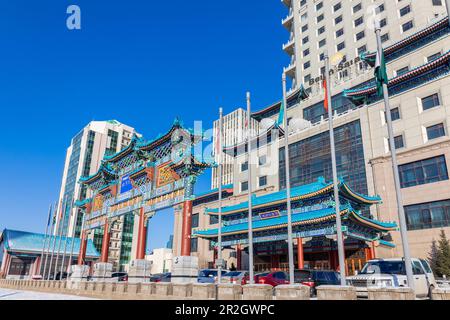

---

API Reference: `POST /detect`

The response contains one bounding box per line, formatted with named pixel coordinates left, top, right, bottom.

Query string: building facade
left=211, top=108, right=260, bottom=189
left=55, top=120, right=138, bottom=271
left=188, top=2, right=450, bottom=273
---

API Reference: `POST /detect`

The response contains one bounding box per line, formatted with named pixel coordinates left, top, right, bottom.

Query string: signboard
left=156, top=162, right=180, bottom=187
left=120, top=175, right=133, bottom=194
left=216, top=226, right=347, bottom=247
left=259, top=211, right=280, bottom=220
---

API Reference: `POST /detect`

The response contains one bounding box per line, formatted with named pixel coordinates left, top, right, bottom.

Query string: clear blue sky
left=0, top=0, right=287, bottom=250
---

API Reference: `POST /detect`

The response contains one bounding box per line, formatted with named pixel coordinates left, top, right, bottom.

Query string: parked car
left=111, top=272, right=128, bottom=282
left=150, top=272, right=171, bottom=283
left=346, top=258, right=437, bottom=298
left=242, top=271, right=289, bottom=286
left=55, top=272, right=68, bottom=280
left=294, top=269, right=341, bottom=296
left=218, top=271, right=249, bottom=284
left=198, top=269, right=228, bottom=284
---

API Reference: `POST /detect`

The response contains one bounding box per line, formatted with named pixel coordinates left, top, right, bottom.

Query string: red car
left=242, top=271, right=290, bottom=286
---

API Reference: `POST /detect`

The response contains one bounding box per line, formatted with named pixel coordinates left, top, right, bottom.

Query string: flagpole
left=246, top=92, right=255, bottom=284
left=282, top=73, right=295, bottom=284
left=324, top=50, right=346, bottom=286
left=47, top=201, right=61, bottom=280
left=217, top=107, right=224, bottom=284
left=53, top=196, right=68, bottom=280
left=67, top=207, right=81, bottom=278
left=60, top=200, right=73, bottom=278
left=40, top=204, right=53, bottom=278
left=42, top=203, right=55, bottom=280
left=375, top=22, right=414, bottom=290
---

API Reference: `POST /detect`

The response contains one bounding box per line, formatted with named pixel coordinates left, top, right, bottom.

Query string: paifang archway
left=74, top=118, right=212, bottom=281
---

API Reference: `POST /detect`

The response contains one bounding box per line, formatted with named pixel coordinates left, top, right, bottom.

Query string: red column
left=136, top=208, right=148, bottom=260
left=297, top=238, right=304, bottom=270
left=100, top=220, right=111, bottom=263
left=77, top=232, right=88, bottom=266
left=236, top=245, right=242, bottom=270
left=181, top=200, right=193, bottom=256
left=370, top=242, right=376, bottom=260
left=33, top=256, right=41, bottom=276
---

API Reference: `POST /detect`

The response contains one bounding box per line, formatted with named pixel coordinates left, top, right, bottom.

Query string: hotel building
left=55, top=120, right=139, bottom=271
left=192, top=1, right=450, bottom=273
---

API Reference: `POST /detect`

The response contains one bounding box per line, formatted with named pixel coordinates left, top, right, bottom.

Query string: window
left=279, top=120, right=370, bottom=215
left=402, top=21, right=414, bottom=33
left=191, top=214, right=199, bottom=229
left=259, top=176, right=267, bottom=187
left=318, top=26, right=326, bottom=35
left=336, top=28, right=344, bottom=38
left=191, top=238, right=198, bottom=253
left=334, top=3, right=342, bottom=12
left=399, top=155, right=449, bottom=188
left=304, top=61, right=311, bottom=70
left=356, top=31, right=365, bottom=41
left=335, top=15, right=343, bottom=25
left=391, top=135, right=405, bottom=150
left=354, top=16, right=364, bottom=27
left=422, top=93, right=440, bottom=111
left=302, top=24, right=308, bottom=32
left=427, top=52, right=441, bottom=62
left=385, top=107, right=401, bottom=121
left=400, top=5, right=411, bottom=17
left=353, top=3, right=362, bottom=13
left=319, top=39, right=326, bottom=48
left=302, top=36, right=309, bottom=44
left=432, top=0, right=443, bottom=5
left=396, top=66, right=409, bottom=76
left=381, top=33, right=390, bottom=43
left=241, top=181, right=249, bottom=192
left=316, top=2, right=323, bottom=11
left=241, top=161, right=248, bottom=172
left=258, top=155, right=267, bottom=166
left=317, top=14, right=324, bottom=23
left=426, top=123, right=446, bottom=140
left=337, top=42, right=345, bottom=51
left=405, top=199, right=450, bottom=231
left=303, top=48, right=310, bottom=57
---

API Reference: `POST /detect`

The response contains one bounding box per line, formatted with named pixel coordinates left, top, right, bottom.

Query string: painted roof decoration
left=79, top=117, right=212, bottom=189
left=252, top=85, right=309, bottom=121
left=222, top=122, right=285, bottom=154
left=194, top=205, right=397, bottom=238
left=0, top=229, right=100, bottom=258
left=361, top=16, right=450, bottom=66
left=204, top=177, right=382, bottom=216
left=344, top=50, right=450, bottom=103
left=194, top=184, right=234, bottom=200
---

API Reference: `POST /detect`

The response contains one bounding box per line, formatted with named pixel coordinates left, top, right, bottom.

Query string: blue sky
left=0, top=1, right=287, bottom=251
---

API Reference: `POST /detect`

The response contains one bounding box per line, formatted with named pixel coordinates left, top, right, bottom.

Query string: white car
left=347, top=258, right=437, bottom=298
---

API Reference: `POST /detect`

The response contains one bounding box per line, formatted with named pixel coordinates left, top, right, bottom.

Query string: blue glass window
left=399, top=155, right=449, bottom=188
left=405, top=200, right=450, bottom=231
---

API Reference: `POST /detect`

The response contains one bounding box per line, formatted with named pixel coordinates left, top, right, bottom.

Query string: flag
left=375, top=48, right=389, bottom=97
left=46, top=205, right=53, bottom=227
left=323, top=77, right=329, bottom=113
left=277, top=101, right=285, bottom=127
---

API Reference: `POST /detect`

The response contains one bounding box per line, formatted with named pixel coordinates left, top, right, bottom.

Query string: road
left=0, top=288, right=96, bottom=300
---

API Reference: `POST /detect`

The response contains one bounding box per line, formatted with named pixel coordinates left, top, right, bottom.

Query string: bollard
left=217, top=284, right=243, bottom=300
left=172, top=283, right=193, bottom=298
left=317, top=285, right=357, bottom=300
left=368, top=287, right=415, bottom=300
left=192, top=283, right=216, bottom=300
left=242, top=284, right=273, bottom=300
left=275, top=284, right=310, bottom=300
left=139, top=283, right=156, bottom=297
left=432, top=288, right=450, bottom=300
left=154, top=282, right=173, bottom=297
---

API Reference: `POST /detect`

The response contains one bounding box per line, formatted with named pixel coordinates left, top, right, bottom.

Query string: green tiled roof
left=1, top=229, right=100, bottom=258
